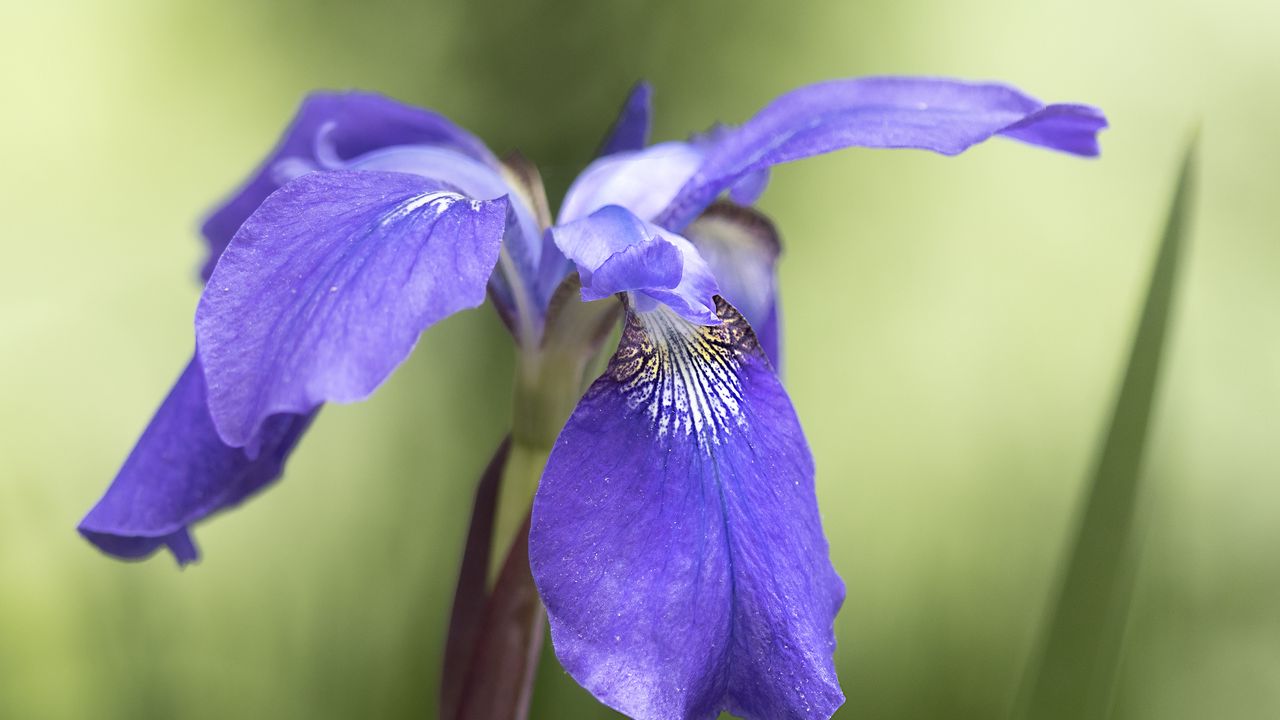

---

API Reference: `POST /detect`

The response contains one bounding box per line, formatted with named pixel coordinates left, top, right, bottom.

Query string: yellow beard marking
left=606, top=298, right=759, bottom=450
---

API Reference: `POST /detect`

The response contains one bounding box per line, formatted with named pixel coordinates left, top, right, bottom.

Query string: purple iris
left=79, top=78, right=1105, bottom=719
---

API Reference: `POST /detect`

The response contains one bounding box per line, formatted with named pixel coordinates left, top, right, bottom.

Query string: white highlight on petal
left=385, top=190, right=465, bottom=224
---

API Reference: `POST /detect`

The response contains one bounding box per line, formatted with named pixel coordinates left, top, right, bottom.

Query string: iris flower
left=79, top=77, right=1105, bottom=720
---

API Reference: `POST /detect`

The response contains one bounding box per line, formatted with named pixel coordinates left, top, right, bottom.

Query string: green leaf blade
left=1013, top=138, right=1198, bottom=720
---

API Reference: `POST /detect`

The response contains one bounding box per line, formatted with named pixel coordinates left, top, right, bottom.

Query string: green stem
left=466, top=289, right=621, bottom=717
left=490, top=441, right=549, bottom=580
left=450, top=346, right=591, bottom=720
left=490, top=347, right=593, bottom=580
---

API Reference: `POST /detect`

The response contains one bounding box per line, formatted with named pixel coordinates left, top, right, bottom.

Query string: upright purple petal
left=684, top=202, right=783, bottom=368
left=657, top=76, right=1108, bottom=229
left=529, top=299, right=844, bottom=720
left=598, top=81, right=653, bottom=157
left=552, top=205, right=720, bottom=325
left=196, top=170, right=508, bottom=447
left=200, top=91, right=498, bottom=279
left=79, top=356, right=313, bottom=565
left=558, top=142, right=704, bottom=225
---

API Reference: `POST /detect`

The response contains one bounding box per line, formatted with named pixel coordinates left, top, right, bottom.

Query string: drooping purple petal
left=558, top=142, right=704, bottom=225
left=685, top=202, right=783, bottom=368
left=200, top=91, right=498, bottom=279
left=551, top=205, right=719, bottom=324
left=529, top=299, right=844, bottom=720
left=196, top=170, right=508, bottom=447
left=598, top=81, right=653, bottom=157
left=79, top=356, right=313, bottom=565
left=657, top=76, right=1108, bottom=229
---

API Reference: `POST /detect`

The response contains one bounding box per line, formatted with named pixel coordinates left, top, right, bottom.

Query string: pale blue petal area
left=657, top=76, right=1108, bottom=229
left=598, top=81, right=654, bottom=156
left=684, top=203, right=783, bottom=368
left=558, top=142, right=704, bottom=225
left=78, top=356, right=314, bottom=565
left=196, top=170, right=508, bottom=447
left=348, top=145, right=512, bottom=199
left=552, top=205, right=720, bottom=325
left=200, top=91, right=498, bottom=279
left=530, top=300, right=844, bottom=720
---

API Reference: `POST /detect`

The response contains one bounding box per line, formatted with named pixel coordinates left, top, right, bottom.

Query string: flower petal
left=345, top=145, right=512, bottom=198
left=79, top=356, right=313, bottom=565
left=552, top=205, right=719, bottom=324
left=598, top=81, right=654, bottom=157
left=529, top=299, right=844, bottom=720
left=684, top=202, right=783, bottom=368
left=582, top=238, right=683, bottom=301
left=727, top=168, right=770, bottom=206
left=347, top=145, right=545, bottom=277
left=342, top=144, right=552, bottom=342
left=200, top=91, right=497, bottom=279
left=558, top=142, right=704, bottom=225
left=196, top=170, right=508, bottom=447
left=657, top=76, right=1108, bottom=229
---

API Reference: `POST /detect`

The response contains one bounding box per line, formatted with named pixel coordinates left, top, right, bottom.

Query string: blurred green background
left=1, top=0, right=1276, bottom=718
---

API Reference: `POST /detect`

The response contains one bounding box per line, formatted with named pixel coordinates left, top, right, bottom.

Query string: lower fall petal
left=78, top=356, right=313, bottom=565
left=529, top=299, right=844, bottom=720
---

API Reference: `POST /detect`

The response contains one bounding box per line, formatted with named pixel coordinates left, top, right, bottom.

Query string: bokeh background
left=1, top=0, right=1276, bottom=718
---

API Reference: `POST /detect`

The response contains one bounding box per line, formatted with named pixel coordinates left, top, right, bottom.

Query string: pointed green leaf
left=1013, top=138, right=1197, bottom=720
